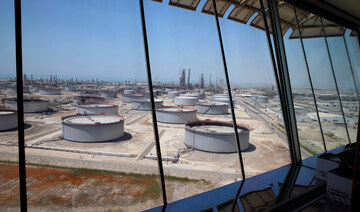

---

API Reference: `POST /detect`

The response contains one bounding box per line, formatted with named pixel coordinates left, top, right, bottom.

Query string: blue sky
left=0, top=0, right=359, bottom=89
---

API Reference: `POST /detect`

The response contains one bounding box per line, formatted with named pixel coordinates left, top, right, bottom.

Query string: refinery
left=0, top=70, right=358, bottom=183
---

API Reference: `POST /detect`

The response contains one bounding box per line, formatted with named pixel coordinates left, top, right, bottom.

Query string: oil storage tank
left=76, top=102, right=118, bottom=115
left=184, top=120, right=250, bottom=153
left=39, top=87, right=61, bottom=95
left=62, top=114, right=125, bottom=142
left=196, top=102, right=228, bottom=115
left=0, top=108, right=17, bottom=131
left=273, top=95, right=280, bottom=102
left=174, top=96, right=197, bottom=106
left=6, top=98, right=49, bottom=113
left=123, top=89, right=137, bottom=95
left=30, top=85, right=39, bottom=92
left=181, top=93, right=205, bottom=99
left=73, top=96, right=106, bottom=105
left=255, top=95, right=269, bottom=103
left=101, top=90, right=117, bottom=98
left=132, top=99, right=163, bottom=111
left=122, top=94, right=145, bottom=103
left=80, top=90, right=100, bottom=96
left=156, top=105, right=197, bottom=124
left=7, top=86, right=30, bottom=93
left=65, top=86, right=77, bottom=92
left=168, top=91, right=180, bottom=98
left=212, top=96, right=235, bottom=107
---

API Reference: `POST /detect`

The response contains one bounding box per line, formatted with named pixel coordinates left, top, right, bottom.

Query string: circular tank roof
left=62, top=114, right=123, bottom=125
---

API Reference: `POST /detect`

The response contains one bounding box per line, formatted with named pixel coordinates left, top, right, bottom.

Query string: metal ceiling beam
left=285, top=0, right=359, bottom=32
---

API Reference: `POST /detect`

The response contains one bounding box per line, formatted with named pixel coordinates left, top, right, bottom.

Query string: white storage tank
left=156, top=105, right=197, bottom=124
left=255, top=95, right=269, bottom=103
left=62, top=114, right=125, bottom=142
left=76, top=102, right=118, bottom=115
left=101, top=90, right=117, bottom=98
left=7, top=86, right=30, bottom=93
left=184, top=120, right=250, bottom=153
left=65, top=86, right=77, bottom=92
left=131, top=99, right=163, bottom=111
left=123, top=89, right=137, bottom=95
left=0, top=108, right=17, bottom=131
left=6, top=98, right=49, bottom=113
left=80, top=90, right=101, bottom=96
left=73, top=96, right=106, bottom=105
left=212, top=97, right=235, bottom=107
left=122, top=94, right=145, bottom=103
left=196, top=102, right=228, bottom=115
left=39, top=87, right=61, bottom=95
left=174, top=96, right=197, bottom=106
left=30, top=85, right=39, bottom=92
left=274, top=95, right=280, bottom=102
left=168, top=91, right=180, bottom=98
left=143, top=92, right=158, bottom=99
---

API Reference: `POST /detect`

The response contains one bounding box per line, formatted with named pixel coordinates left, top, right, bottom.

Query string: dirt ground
left=0, top=162, right=215, bottom=212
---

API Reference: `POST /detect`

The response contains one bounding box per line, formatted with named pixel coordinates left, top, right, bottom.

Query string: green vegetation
left=325, top=131, right=335, bottom=138
left=278, top=124, right=285, bottom=129
left=0, top=160, right=208, bottom=183
left=165, top=175, right=200, bottom=183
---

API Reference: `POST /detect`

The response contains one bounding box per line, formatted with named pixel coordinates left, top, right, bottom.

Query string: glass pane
left=220, top=0, right=291, bottom=176
left=325, top=26, right=359, bottom=143
left=278, top=3, right=326, bottom=159
left=144, top=0, right=242, bottom=203
left=344, top=30, right=360, bottom=95
left=0, top=0, right=20, bottom=210
left=300, top=16, right=351, bottom=150
left=21, top=0, right=162, bottom=210
left=275, top=4, right=351, bottom=152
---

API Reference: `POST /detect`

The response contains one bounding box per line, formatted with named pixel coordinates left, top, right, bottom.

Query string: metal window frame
left=14, top=0, right=28, bottom=211
left=139, top=0, right=168, bottom=210
left=267, top=0, right=301, bottom=165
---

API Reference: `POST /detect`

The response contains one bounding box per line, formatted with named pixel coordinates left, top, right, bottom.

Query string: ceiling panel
left=168, top=0, right=201, bottom=11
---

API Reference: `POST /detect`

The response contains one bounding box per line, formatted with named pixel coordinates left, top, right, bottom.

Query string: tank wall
left=156, top=110, right=197, bottom=124
left=6, top=101, right=49, bottom=113
left=174, top=97, right=197, bottom=106
left=101, top=92, right=117, bottom=98
left=184, top=128, right=250, bottom=153
left=124, top=90, right=136, bottom=95
left=132, top=101, right=163, bottom=111
left=39, top=89, right=61, bottom=95
left=76, top=106, right=118, bottom=115
left=73, top=97, right=105, bottom=105
left=122, top=95, right=144, bottom=103
left=62, top=121, right=124, bottom=142
left=168, top=91, right=180, bottom=98
left=65, top=86, right=77, bottom=92
left=196, top=104, right=228, bottom=115
left=7, top=87, right=17, bottom=93
left=212, top=98, right=235, bottom=107
left=0, top=113, right=18, bottom=131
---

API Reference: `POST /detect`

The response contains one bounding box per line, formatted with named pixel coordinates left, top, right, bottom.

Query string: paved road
left=0, top=151, right=242, bottom=181
left=239, top=100, right=311, bottom=158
